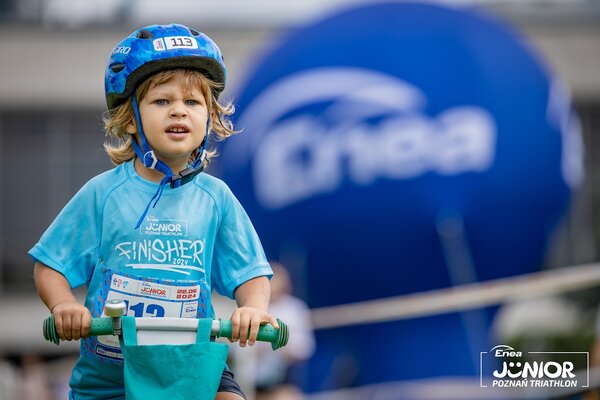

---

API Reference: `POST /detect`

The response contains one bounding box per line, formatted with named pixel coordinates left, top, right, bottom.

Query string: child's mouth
left=166, top=124, right=190, bottom=138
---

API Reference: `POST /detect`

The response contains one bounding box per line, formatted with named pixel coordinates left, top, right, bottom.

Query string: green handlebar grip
left=217, top=318, right=289, bottom=350
left=43, top=315, right=115, bottom=345
left=90, top=317, right=116, bottom=336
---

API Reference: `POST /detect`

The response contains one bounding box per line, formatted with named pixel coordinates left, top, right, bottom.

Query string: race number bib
left=91, top=271, right=209, bottom=362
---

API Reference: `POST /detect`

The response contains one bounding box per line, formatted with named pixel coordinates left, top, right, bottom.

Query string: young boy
left=29, top=24, right=276, bottom=400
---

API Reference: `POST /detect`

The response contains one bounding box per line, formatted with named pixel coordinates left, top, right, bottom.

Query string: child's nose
left=170, top=102, right=187, bottom=117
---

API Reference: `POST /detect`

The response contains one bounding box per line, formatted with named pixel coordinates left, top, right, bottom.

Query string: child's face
left=129, top=71, right=209, bottom=169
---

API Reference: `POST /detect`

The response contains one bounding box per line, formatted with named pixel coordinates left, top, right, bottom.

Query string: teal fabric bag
left=120, top=317, right=228, bottom=400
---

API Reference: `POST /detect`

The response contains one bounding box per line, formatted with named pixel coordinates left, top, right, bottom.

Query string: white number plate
left=96, top=274, right=201, bottom=352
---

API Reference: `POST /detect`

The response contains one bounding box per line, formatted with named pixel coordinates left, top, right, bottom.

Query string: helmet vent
left=110, top=63, right=126, bottom=73
left=136, top=30, right=153, bottom=39
left=189, top=29, right=200, bottom=36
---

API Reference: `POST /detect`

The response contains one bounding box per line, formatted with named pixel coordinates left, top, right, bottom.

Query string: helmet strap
left=131, top=95, right=174, bottom=177
left=170, top=118, right=210, bottom=189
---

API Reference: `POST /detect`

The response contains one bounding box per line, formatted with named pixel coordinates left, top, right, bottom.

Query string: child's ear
left=125, top=119, right=137, bottom=134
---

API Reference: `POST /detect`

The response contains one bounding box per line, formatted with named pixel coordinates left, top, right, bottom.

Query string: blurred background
left=1, top=0, right=600, bottom=399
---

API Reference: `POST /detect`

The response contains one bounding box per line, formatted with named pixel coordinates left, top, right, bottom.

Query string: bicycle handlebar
left=43, top=315, right=289, bottom=350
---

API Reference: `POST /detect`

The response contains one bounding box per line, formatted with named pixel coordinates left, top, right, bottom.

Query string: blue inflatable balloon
left=216, top=2, right=582, bottom=391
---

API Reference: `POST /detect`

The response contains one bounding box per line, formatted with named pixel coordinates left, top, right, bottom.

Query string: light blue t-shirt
left=29, top=161, right=272, bottom=398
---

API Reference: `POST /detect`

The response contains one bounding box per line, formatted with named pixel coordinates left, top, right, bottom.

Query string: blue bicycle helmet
left=105, top=23, right=226, bottom=110
left=105, top=24, right=227, bottom=229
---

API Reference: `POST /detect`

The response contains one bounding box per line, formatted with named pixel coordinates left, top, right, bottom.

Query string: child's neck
left=134, top=158, right=187, bottom=183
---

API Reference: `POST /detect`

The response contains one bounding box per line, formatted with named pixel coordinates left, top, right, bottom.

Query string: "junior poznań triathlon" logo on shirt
left=140, top=216, right=188, bottom=237
left=480, top=345, right=589, bottom=389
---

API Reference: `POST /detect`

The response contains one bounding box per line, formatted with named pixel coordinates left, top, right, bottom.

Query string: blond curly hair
left=103, top=69, right=237, bottom=167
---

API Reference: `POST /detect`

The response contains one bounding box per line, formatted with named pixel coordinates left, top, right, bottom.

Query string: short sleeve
left=211, top=187, right=272, bottom=299
left=28, top=180, right=102, bottom=288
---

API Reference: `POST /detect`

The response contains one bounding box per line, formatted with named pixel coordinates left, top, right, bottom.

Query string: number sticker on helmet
left=153, top=36, right=198, bottom=51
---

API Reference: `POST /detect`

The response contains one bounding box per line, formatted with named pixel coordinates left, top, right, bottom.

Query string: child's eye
left=154, top=99, right=168, bottom=105
left=185, top=99, right=200, bottom=106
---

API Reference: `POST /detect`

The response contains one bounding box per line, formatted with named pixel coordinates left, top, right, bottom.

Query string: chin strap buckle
left=170, top=165, right=204, bottom=189
left=170, top=149, right=208, bottom=189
